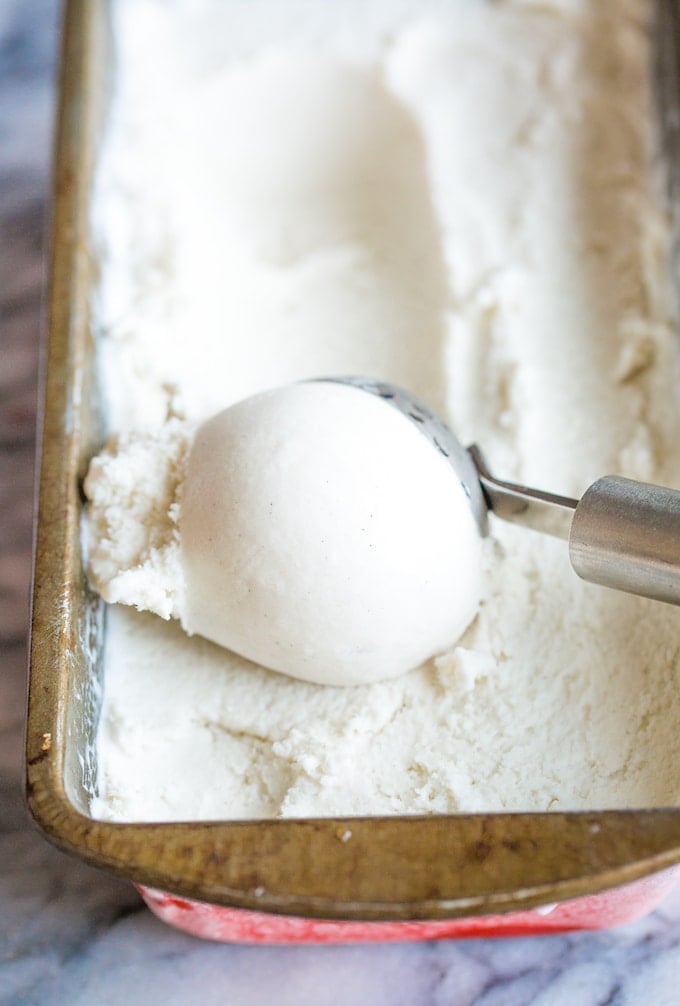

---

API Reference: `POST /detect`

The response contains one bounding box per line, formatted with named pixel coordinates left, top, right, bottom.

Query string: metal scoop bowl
left=321, top=376, right=680, bottom=607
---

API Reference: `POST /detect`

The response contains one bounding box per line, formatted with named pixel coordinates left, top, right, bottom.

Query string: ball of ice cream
left=85, top=381, right=483, bottom=686
left=179, top=382, right=482, bottom=684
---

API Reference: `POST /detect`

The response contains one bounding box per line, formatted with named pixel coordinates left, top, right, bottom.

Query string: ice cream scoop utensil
left=325, top=377, right=680, bottom=606
left=472, top=445, right=680, bottom=605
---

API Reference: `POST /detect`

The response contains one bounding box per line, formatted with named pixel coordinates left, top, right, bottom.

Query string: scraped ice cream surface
left=87, top=0, right=680, bottom=821
left=85, top=381, right=483, bottom=686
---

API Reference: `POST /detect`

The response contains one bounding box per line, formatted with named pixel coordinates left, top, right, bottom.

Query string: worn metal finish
left=26, top=0, right=680, bottom=921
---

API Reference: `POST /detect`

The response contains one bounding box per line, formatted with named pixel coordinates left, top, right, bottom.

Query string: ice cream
left=85, top=381, right=483, bottom=685
left=88, top=0, right=680, bottom=822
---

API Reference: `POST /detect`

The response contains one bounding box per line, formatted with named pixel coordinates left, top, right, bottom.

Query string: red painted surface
left=138, top=867, right=679, bottom=944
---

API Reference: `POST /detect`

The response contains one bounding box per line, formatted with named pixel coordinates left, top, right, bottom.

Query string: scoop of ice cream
left=85, top=381, right=483, bottom=685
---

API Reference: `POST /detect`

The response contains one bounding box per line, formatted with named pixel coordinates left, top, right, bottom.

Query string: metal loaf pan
left=26, top=0, right=680, bottom=939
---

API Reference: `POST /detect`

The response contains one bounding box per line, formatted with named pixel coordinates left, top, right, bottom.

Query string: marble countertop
left=2, top=2, right=680, bottom=1003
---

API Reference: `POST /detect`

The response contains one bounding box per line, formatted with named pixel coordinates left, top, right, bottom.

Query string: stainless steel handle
left=468, top=445, right=578, bottom=540
left=469, top=447, right=680, bottom=605
left=569, top=476, right=680, bottom=605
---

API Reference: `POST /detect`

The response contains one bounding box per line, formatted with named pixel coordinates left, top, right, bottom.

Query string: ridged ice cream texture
left=88, top=0, right=680, bottom=821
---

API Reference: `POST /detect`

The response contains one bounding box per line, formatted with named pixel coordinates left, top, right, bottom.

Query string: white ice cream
left=85, top=382, right=482, bottom=685
left=89, top=0, right=680, bottom=821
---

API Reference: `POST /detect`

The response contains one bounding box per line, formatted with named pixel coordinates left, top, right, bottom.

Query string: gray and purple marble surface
left=1, top=2, right=680, bottom=1003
